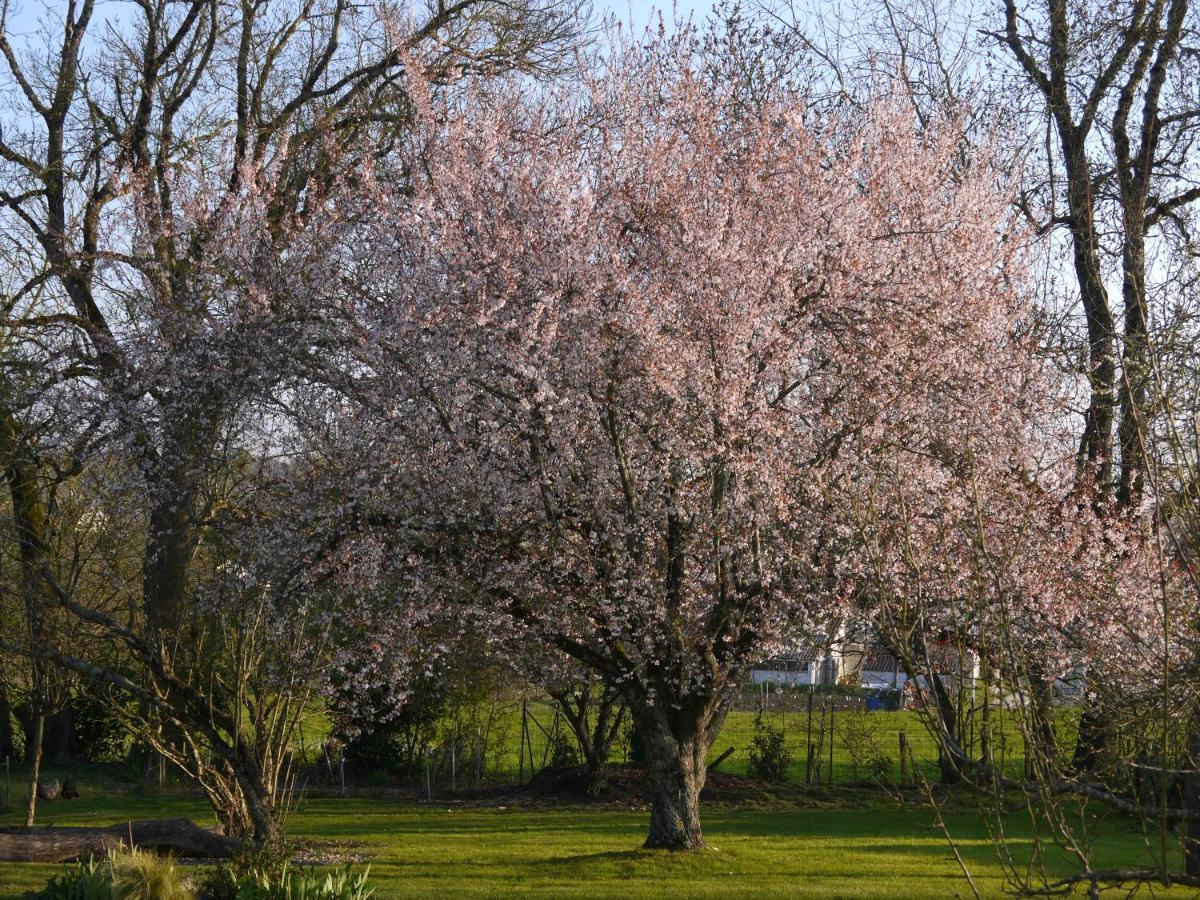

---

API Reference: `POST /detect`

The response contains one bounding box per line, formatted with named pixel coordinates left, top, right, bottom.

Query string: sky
left=1, top=1, right=724, bottom=40
left=594, top=0, right=720, bottom=30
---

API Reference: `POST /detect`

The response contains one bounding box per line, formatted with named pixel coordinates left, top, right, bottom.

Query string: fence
left=301, top=687, right=1040, bottom=794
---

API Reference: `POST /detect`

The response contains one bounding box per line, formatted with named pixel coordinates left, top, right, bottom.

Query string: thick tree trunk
left=637, top=709, right=710, bottom=851
left=232, top=737, right=283, bottom=847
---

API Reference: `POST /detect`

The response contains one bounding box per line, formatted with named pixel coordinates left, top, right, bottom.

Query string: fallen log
left=0, top=817, right=239, bottom=862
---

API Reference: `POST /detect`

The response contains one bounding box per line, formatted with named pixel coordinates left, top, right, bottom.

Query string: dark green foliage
left=546, top=728, right=577, bottom=769
left=334, top=650, right=517, bottom=784
left=36, top=849, right=191, bottom=900
left=627, top=721, right=647, bottom=766
left=747, top=714, right=792, bottom=783
left=72, top=693, right=135, bottom=765
left=339, top=676, right=446, bottom=778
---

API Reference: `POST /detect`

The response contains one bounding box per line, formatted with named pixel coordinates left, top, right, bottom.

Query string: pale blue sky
left=594, top=0, right=720, bottom=30
left=1, top=1, right=723, bottom=39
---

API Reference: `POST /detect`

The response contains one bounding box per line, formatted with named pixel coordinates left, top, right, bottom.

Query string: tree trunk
left=0, top=688, right=16, bottom=760
left=41, top=708, right=78, bottom=765
left=233, top=738, right=282, bottom=847
left=24, top=714, right=43, bottom=828
left=637, top=709, right=708, bottom=851
left=929, top=674, right=961, bottom=785
left=551, top=684, right=626, bottom=795
left=1072, top=704, right=1106, bottom=773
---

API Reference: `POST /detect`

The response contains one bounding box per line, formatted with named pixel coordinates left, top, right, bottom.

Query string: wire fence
left=298, top=684, right=1050, bottom=794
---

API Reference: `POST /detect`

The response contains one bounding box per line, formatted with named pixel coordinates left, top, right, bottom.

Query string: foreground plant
left=244, top=864, right=373, bottom=900
left=36, top=856, right=112, bottom=900
left=37, top=847, right=194, bottom=900
left=198, top=862, right=372, bottom=900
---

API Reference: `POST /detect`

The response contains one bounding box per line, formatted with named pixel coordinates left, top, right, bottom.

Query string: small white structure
left=751, top=636, right=976, bottom=695
left=856, top=647, right=907, bottom=690
left=750, top=645, right=843, bottom=686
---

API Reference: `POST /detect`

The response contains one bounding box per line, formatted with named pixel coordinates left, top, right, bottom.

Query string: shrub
left=72, top=691, right=136, bottom=764
left=546, top=729, right=578, bottom=769
left=195, top=865, right=239, bottom=900
left=37, top=849, right=195, bottom=900
left=746, top=714, right=792, bottom=783
left=108, top=848, right=192, bottom=900
left=866, top=754, right=893, bottom=783
left=37, top=856, right=113, bottom=900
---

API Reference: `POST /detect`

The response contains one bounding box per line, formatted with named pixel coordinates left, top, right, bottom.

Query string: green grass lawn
left=0, top=791, right=1182, bottom=898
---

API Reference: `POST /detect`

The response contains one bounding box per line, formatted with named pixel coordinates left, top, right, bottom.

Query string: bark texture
left=636, top=706, right=718, bottom=851
left=0, top=817, right=238, bottom=862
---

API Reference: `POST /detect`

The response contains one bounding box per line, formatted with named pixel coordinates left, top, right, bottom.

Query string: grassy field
left=0, top=791, right=1182, bottom=898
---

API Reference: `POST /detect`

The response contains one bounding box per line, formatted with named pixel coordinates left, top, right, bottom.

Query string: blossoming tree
left=356, top=35, right=1034, bottom=849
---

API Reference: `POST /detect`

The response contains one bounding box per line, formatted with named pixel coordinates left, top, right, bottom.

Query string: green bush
left=72, top=692, right=135, bottom=764
left=194, top=835, right=296, bottom=900
left=746, top=714, right=792, bottom=783
left=36, top=856, right=113, bottom=900
left=866, top=753, right=893, bottom=783
left=195, top=865, right=239, bottom=900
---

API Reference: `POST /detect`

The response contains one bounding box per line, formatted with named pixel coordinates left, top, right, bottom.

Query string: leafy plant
left=36, top=856, right=113, bottom=900
left=747, top=714, right=792, bottom=783
left=232, top=863, right=373, bottom=900
left=195, top=865, right=239, bottom=900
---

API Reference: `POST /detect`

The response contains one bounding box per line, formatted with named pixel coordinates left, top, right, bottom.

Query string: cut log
left=0, top=817, right=239, bottom=862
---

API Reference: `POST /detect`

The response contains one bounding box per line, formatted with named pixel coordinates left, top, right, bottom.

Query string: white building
left=751, top=638, right=975, bottom=694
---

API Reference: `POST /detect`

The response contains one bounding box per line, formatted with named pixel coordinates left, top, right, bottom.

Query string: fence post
left=899, top=732, right=908, bottom=786
left=806, top=743, right=815, bottom=785
left=451, top=743, right=457, bottom=793
left=828, top=697, right=835, bottom=787
left=806, top=691, right=813, bottom=771
left=476, top=728, right=483, bottom=786
left=518, top=700, right=527, bottom=784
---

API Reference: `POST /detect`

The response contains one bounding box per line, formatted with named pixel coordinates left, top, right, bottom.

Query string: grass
left=0, top=791, right=1184, bottom=898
